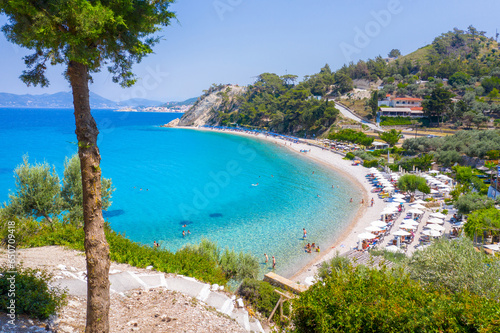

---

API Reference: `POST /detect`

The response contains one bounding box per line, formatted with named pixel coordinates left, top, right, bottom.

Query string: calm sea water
left=0, top=108, right=361, bottom=277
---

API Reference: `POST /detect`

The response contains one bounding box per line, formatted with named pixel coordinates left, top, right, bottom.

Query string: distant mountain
left=161, top=97, right=198, bottom=107
left=0, top=91, right=165, bottom=108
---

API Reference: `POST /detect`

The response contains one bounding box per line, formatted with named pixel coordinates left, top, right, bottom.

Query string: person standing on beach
left=371, top=198, right=374, bottom=207
left=350, top=198, right=353, bottom=203
left=264, top=253, right=268, bottom=263
left=272, top=256, right=276, bottom=269
left=303, top=228, right=307, bottom=239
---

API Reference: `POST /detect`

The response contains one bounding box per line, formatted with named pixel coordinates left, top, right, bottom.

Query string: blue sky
left=0, top=0, right=499, bottom=102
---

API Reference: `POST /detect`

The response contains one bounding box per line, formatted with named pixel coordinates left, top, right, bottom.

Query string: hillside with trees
left=183, top=26, right=500, bottom=135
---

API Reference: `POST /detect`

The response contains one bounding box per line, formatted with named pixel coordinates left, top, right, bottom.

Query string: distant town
left=116, top=104, right=192, bottom=113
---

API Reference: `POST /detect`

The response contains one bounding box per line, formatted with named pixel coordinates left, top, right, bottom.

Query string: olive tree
left=403, top=237, right=500, bottom=300
left=397, top=174, right=430, bottom=200
left=3, top=155, right=62, bottom=227
left=0, top=1, right=175, bottom=331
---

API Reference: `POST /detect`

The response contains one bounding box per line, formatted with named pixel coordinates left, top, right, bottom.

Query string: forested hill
left=180, top=73, right=341, bottom=136
left=182, top=26, right=500, bottom=134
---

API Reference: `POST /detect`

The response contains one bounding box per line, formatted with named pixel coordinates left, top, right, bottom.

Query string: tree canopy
left=0, top=0, right=175, bottom=87
left=378, top=129, right=402, bottom=147
left=3, top=156, right=62, bottom=226
left=397, top=174, right=430, bottom=198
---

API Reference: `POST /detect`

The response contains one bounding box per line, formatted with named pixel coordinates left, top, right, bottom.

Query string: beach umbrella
left=430, top=212, right=446, bottom=219
left=399, top=224, right=417, bottom=230
left=484, top=244, right=500, bottom=252
left=429, top=170, right=440, bottom=174
left=427, top=217, right=444, bottom=224
left=385, top=245, right=404, bottom=253
left=422, top=229, right=441, bottom=237
left=392, top=198, right=405, bottom=203
left=371, top=221, right=388, bottom=227
left=430, top=189, right=439, bottom=194
left=410, top=203, right=426, bottom=209
left=393, top=193, right=406, bottom=199
left=426, top=224, right=445, bottom=231
left=401, top=219, right=419, bottom=226
left=413, top=199, right=426, bottom=204
left=365, top=225, right=383, bottom=232
left=358, top=232, right=377, bottom=240
left=393, top=230, right=411, bottom=236
left=409, top=209, right=424, bottom=215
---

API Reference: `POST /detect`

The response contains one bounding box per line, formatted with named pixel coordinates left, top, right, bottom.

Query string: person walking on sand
left=350, top=198, right=353, bottom=203
left=272, top=256, right=276, bottom=269
left=264, top=253, right=268, bottom=263
left=371, top=198, right=374, bottom=207
left=361, top=199, right=364, bottom=204
left=303, top=228, right=307, bottom=239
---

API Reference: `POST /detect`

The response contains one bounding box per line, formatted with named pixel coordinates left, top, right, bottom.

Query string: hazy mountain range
left=0, top=91, right=196, bottom=108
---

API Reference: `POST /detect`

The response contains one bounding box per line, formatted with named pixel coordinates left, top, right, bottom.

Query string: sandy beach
left=177, top=126, right=387, bottom=285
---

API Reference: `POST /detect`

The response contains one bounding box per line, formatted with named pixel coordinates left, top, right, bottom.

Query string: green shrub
left=238, top=278, right=287, bottom=319
left=345, top=152, right=355, bottom=160
left=0, top=265, right=67, bottom=320
left=291, top=264, right=500, bottom=332
left=363, top=160, right=379, bottom=168
left=0, top=216, right=228, bottom=285
left=380, top=116, right=413, bottom=126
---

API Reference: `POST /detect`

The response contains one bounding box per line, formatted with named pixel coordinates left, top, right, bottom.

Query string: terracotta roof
left=410, top=107, right=423, bottom=111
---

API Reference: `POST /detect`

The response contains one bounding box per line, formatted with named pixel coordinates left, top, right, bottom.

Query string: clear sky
left=0, top=0, right=499, bottom=102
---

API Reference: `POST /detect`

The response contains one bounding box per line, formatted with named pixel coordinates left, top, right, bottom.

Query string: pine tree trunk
left=67, top=61, right=110, bottom=332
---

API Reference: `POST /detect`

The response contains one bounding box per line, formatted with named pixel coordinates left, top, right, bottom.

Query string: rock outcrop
left=178, top=84, right=246, bottom=127
left=161, top=118, right=180, bottom=127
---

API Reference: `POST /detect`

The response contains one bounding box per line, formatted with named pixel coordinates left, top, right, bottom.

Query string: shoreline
left=176, top=126, right=386, bottom=285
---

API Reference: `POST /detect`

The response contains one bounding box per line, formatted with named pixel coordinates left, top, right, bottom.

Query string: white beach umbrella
left=399, top=224, right=417, bottom=230
left=409, top=209, right=424, bottom=215
left=422, top=229, right=441, bottom=237
left=427, top=217, right=444, bottom=224
left=430, top=212, right=446, bottom=219
left=393, top=193, right=406, bottom=199
left=393, top=230, right=411, bottom=236
left=413, top=199, right=426, bottom=204
left=392, top=198, right=405, bottom=203
left=429, top=170, right=439, bottom=174
left=430, top=189, right=439, bottom=194
left=410, top=203, right=426, bottom=209
left=358, top=232, right=377, bottom=240
left=401, top=219, right=419, bottom=226
left=371, top=221, right=388, bottom=227
left=365, top=225, right=383, bottom=232
left=385, top=245, right=404, bottom=253
left=426, top=224, right=445, bottom=231
left=484, top=244, right=500, bottom=252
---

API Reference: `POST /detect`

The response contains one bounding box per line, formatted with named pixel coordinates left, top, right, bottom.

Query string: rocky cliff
left=178, top=84, right=246, bottom=127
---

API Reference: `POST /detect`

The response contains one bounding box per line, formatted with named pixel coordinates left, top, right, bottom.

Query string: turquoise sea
left=0, top=108, right=361, bottom=277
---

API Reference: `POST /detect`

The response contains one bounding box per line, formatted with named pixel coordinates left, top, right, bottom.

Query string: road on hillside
left=333, top=102, right=383, bottom=132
